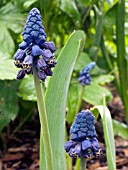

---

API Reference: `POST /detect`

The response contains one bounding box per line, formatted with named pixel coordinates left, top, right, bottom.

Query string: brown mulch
left=0, top=129, right=127, bottom=170
left=0, top=85, right=128, bottom=170
left=0, top=129, right=39, bottom=170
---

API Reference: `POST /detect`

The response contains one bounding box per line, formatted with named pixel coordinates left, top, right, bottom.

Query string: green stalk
left=102, top=95, right=116, bottom=170
left=100, top=35, right=120, bottom=94
left=82, top=6, right=91, bottom=26
left=40, top=130, right=43, bottom=168
left=82, top=0, right=94, bottom=26
left=33, top=67, right=54, bottom=170
left=100, top=35, right=113, bottom=71
left=39, top=0, right=54, bottom=34
left=89, top=5, right=104, bottom=61
left=92, top=6, right=104, bottom=48
left=12, top=110, right=32, bottom=135
left=75, top=86, right=85, bottom=116
left=116, top=0, right=128, bottom=124
left=0, top=133, right=7, bottom=151
left=80, top=157, right=86, bottom=170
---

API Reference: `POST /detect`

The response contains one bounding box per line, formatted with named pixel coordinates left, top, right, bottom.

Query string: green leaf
left=112, top=120, right=128, bottom=140
left=67, top=77, right=113, bottom=123
left=0, top=57, right=19, bottom=80
left=0, top=80, right=19, bottom=131
left=66, top=154, right=72, bottom=170
left=83, top=83, right=113, bottom=105
left=91, top=105, right=116, bottom=170
left=45, top=30, right=86, bottom=170
left=104, top=3, right=117, bottom=28
left=18, top=75, right=36, bottom=101
left=23, top=0, right=37, bottom=9
left=0, top=25, right=14, bottom=58
left=0, top=3, right=25, bottom=33
left=66, top=84, right=79, bottom=123
left=74, top=52, right=100, bottom=74
left=75, top=159, right=80, bottom=170
left=104, top=0, right=118, bottom=9
left=0, top=2, right=25, bottom=57
left=74, top=52, right=91, bottom=72
left=92, top=74, right=114, bottom=84
left=60, top=0, right=80, bottom=21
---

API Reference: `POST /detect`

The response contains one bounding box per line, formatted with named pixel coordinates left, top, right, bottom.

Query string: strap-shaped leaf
left=91, top=105, right=116, bottom=170
left=112, top=120, right=128, bottom=140
left=44, top=30, right=85, bottom=170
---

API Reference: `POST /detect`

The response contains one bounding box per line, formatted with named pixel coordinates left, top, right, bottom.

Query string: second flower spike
left=78, top=62, right=95, bottom=86
left=64, top=110, right=102, bottom=158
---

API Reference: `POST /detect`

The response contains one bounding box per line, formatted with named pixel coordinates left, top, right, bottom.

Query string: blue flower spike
left=13, top=8, right=56, bottom=81
left=64, top=110, right=102, bottom=159
left=78, top=62, right=96, bottom=86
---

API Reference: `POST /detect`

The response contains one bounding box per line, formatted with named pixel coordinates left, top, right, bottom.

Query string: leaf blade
left=0, top=80, right=19, bottom=131
left=83, top=83, right=113, bottom=105
left=0, top=58, right=19, bottom=80
left=112, top=120, right=128, bottom=140
left=92, top=105, right=116, bottom=170
left=45, top=30, right=86, bottom=170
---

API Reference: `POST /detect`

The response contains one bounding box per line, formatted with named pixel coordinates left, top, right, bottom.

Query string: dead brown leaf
left=2, top=153, right=24, bottom=161
left=88, top=161, right=100, bottom=170
left=124, top=148, right=128, bottom=157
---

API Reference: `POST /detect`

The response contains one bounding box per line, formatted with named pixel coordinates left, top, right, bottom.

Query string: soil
left=0, top=85, right=128, bottom=170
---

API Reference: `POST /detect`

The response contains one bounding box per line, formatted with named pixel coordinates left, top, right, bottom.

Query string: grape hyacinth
left=64, top=110, right=102, bottom=159
left=78, top=62, right=95, bottom=86
left=14, top=8, right=56, bottom=81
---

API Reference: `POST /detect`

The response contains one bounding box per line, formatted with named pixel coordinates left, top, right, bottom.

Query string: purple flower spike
left=13, top=8, right=56, bottom=81
left=38, top=71, right=46, bottom=81
left=44, top=42, right=56, bottom=52
left=64, top=141, right=76, bottom=152
left=32, top=45, right=43, bottom=56
left=82, top=140, right=92, bottom=150
left=70, top=110, right=96, bottom=141
left=35, top=35, right=46, bottom=47
left=17, top=70, right=26, bottom=79
left=14, top=49, right=25, bottom=61
left=91, top=138, right=101, bottom=151
left=22, top=8, right=46, bottom=44
left=78, top=62, right=95, bottom=86
left=64, top=110, right=102, bottom=159
left=14, top=49, right=26, bottom=68
left=23, top=34, right=33, bottom=44
left=24, top=55, right=33, bottom=63
left=48, top=59, right=56, bottom=68
left=19, top=41, right=28, bottom=50
left=74, top=144, right=82, bottom=157
left=83, top=149, right=93, bottom=158
left=42, top=49, right=53, bottom=59
left=43, top=67, right=53, bottom=76
left=37, top=58, right=47, bottom=69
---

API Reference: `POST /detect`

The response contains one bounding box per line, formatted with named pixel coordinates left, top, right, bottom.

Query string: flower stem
left=33, top=67, right=54, bottom=170
left=75, top=86, right=85, bottom=116
left=80, top=157, right=86, bottom=170
left=89, top=4, right=104, bottom=61
left=116, top=0, right=128, bottom=124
